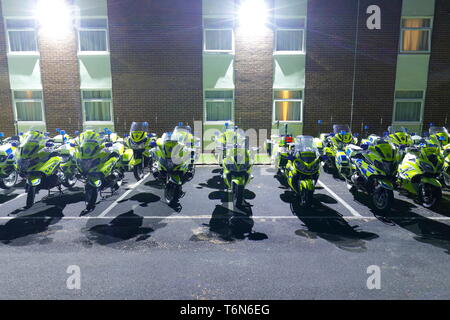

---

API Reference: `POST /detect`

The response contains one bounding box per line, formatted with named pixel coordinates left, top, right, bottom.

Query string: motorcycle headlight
left=295, top=160, right=319, bottom=173
left=160, top=158, right=174, bottom=170
left=420, top=162, right=435, bottom=173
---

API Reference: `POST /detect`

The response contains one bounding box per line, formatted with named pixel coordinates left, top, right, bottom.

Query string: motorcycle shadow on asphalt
left=280, top=191, right=379, bottom=252
left=0, top=204, right=65, bottom=245
left=381, top=201, right=450, bottom=255
left=197, top=172, right=267, bottom=241
left=82, top=210, right=161, bottom=248
left=0, top=188, right=87, bottom=244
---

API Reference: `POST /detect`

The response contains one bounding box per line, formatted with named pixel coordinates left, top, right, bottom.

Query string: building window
left=203, top=18, right=233, bottom=52
left=275, top=18, right=305, bottom=53
left=78, top=18, right=108, bottom=52
left=273, top=90, right=302, bottom=122
left=82, top=90, right=113, bottom=122
left=6, top=19, right=38, bottom=53
left=13, top=91, right=44, bottom=122
left=204, top=90, right=234, bottom=122
left=400, top=18, right=432, bottom=53
left=394, top=91, right=424, bottom=123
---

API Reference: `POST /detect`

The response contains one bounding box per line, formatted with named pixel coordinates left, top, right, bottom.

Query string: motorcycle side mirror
left=105, top=142, right=113, bottom=148
left=11, top=142, right=18, bottom=148
left=361, top=143, right=369, bottom=150
left=45, top=141, right=54, bottom=148
left=150, top=141, right=157, bottom=148
left=69, top=143, right=76, bottom=148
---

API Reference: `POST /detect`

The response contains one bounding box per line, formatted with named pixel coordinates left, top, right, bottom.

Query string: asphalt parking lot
left=0, top=165, right=449, bottom=299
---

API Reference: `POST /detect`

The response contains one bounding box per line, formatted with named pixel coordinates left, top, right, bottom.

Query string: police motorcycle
left=152, top=126, right=196, bottom=205
left=323, top=124, right=357, bottom=179
left=125, top=122, right=157, bottom=181
left=17, top=130, right=74, bottom=208
left=266, top=121, right=294, bottom=175
left=283, top=135, right=322, bottom=208
left=344, top=136, right=397, bottom=212
left=73, top=129, right=125, bottom=211
left=0, top=132, right=21, bottom=189
left=397, top=139, right=444, bottom=208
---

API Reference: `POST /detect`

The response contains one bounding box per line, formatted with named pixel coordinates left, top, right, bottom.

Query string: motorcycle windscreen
left=333, top=124, right=351, bottom=135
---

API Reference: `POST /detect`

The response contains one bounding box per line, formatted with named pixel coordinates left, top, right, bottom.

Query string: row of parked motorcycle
left=0, top=122, right=199, bottom=212
left=267, top=123, right=450, bottom=213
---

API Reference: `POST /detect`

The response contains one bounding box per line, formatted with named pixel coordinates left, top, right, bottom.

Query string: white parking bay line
left=98, top=173, right=151, bottom=218
left=317, top=180, right=363, bottom=217
left=0, top=193, right=26, bottom=208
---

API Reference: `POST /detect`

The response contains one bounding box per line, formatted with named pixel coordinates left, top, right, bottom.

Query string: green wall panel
left=1, top=0, right=36, bottom=16
left=203, top=0, right=235, bottom=16
left=203, top=54, right=234, bottom=89
left=274, top=0, right=307, bottom=18
left=273, top=54, right=305, bottom=89
left=74, top=0, right=108, bottom=17
left=395, top=55, right=430, bottom=90
left=79, top=55, right=112, bottom=89
left=402, top=0, right=435, bottom=16
left=8, top=56, right=42, bottom=90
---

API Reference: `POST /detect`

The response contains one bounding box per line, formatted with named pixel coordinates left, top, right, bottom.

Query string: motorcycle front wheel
left=298, top=188, right=313, bottom=208
left=164, top=182, right=181, bottom=205
left=25, top=185, right=36, bottom=209
left=372, top=186, right=393, bottom=212
left=419, top=183, right=442, bottom=208
left=85, top=184, right=98, bottom=211
left=62, top=175, right=77, bottom=189
left=0, top=170, right=18, bottom=189
left=232, top=183, right=245, bottom=207
left=133, top=162, right=145, bottom=181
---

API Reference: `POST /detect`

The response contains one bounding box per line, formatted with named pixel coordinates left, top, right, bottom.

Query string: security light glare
left=36, top=0, right=72, bottom=38
left=239, top=0, right=268, bottom=32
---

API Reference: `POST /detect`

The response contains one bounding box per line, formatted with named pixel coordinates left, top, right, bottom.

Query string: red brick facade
left=234, top=0, right=274, bottom=143
left=0, top=4, right=16, bottom=137
left=425, top=0, right=450, bottom=129
left=303, top=0, right=402, bottom=137
left=38, top=0, right=82, bottom=135
left=107, top=0, right=203, bottom=136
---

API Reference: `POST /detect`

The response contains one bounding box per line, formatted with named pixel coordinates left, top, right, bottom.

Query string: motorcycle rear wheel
left=0, top=170, right=18, bottom=189
left=372, top=186, right=393, bottom=212
left=419, top=184, right=441, bottom=208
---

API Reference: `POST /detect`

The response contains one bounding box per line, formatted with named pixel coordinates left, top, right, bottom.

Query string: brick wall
left=107, top=0, right=203, bottom=136
left=303, top=0, right=401, bottom=136
left=352, top=0, right=402, bottom=136
left=38, top=0, right=82, bottom=135
left=0, top=4, right=15, bottom=136
left=234, top=0, right=274, bottom=144
left=425, top=0, right=450, bottom=128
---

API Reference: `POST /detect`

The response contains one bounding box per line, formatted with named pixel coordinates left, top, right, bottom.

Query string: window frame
left=81, top=89, right=114, bottom=124
left=272, top=89, right=303, bottom=123
left=4, top=17, right=39, bottom=55
left=203, top=89, right=235, bottom=124
left=12, top=90, right=46, bottom=124
left=399, top=17, right=433, bottom=54
left=77, top=16, right=110, bottom=54
left=203, top=28, right=234, bottom=53
left=392, top=90, right=425, bottom=124
left=274, top=28, right=305, bottom=54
